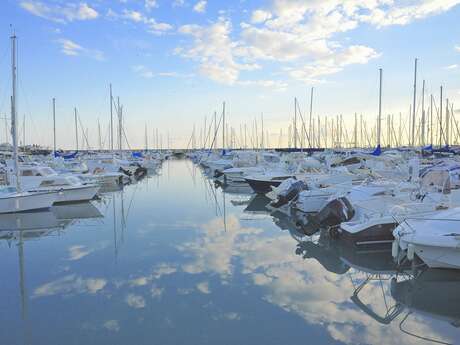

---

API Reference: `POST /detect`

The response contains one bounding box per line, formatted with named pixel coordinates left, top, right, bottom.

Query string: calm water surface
left=1, top=159, right=460, bottom=345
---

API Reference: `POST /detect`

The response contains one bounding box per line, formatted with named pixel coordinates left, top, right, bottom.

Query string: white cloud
left=251, top=10, right=272, bottom=23
left=58, top=39, right=83, bottom=56
left=176, top=0, right=458, bottom=86
left=123, top=9, right=144, bottom=22
left=120, top=9, right=173, bottom=34
left=193, top=0, right=207, bottom=13
left=20, top=1, right=98, bottom=23
left=125, top=293, right=146, bottom=308
left=145, top=0, right=158, bottom=11
left=287, top=45, right=380, bottom=82
left=57, top=39, right=105, bottom=61
left=445, top=64, right=458, bottom=70
left=455, top=45, right=460, bottom=52
left=178, top=19, right=259, bottom=84
left=357, top=0, right=460, bottom=28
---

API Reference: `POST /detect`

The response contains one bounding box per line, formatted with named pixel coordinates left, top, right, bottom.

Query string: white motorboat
left=0, top=186, right=57, bottom=214
left=10, top=165, right=100, bottom=203
left=393, top=207, right=460, bottom=270
left=0, top=34, right=57, bottom=214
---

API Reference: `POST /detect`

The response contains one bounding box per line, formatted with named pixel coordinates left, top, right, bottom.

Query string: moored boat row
left=192, top=148, right=460, bottom=271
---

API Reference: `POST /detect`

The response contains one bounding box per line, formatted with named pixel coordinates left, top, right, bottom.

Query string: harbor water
left=1, top=159, right=459, bottom=345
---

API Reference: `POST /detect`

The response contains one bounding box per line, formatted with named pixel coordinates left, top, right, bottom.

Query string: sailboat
left=0, top=33, right=57, bottom=214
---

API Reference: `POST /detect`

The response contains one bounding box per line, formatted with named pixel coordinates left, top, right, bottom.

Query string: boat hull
left=30, top=185, right=100, bottom=204
left=245, top=178, right=282, bottom=194
left=339, top=220, right=398, bottom=246
left=0, top=191, right=57, bottom=214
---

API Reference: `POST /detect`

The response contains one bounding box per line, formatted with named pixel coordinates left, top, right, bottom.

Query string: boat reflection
left=290, top=227, right=459, bottom=344
left=0, top=202, right=103, bottom=241
left=0, top=210, right=70, bottom=240
left=52, top=202, right=103, bottom=220
left=244, top=194, right=272, bottom=214
left=217, top=181, right=254, bottom=195
left=391, top=269, right=460, bottom=328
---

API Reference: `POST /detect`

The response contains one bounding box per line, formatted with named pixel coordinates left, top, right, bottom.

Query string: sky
left=0, top=0, right=459, bottom=149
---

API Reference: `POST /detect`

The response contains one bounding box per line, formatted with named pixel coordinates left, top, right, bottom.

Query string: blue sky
left=0, top=0, right=459, bottom=149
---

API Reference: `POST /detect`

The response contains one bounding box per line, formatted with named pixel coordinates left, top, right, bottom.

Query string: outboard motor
left=270, top=180, right=307, bottom=208
left=292, top=211, right=321, bottom=236
left=312, top=197, right=355, bottom=227
left=132, top=164, right=148, bottom=179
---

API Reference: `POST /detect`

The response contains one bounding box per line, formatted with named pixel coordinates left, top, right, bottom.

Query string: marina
left=1, top=158, right=460, bottom=345
left=1, top=0, right=460, bottom=343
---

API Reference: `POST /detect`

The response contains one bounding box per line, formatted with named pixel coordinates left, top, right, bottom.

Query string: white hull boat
left=393, top=207, right=460, bottom=269
left=0, top=187, right=57, bottom=214
left=30, top=185, right=100, bottom=204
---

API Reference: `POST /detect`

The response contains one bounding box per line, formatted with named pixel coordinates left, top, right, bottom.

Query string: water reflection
left=0, top=160, right=459, bottom=345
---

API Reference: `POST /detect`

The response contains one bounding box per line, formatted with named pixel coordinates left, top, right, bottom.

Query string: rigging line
left=203, top=115, right=214, bottom=149
left=295, top=100, right=312, bottom=148
left=399, top=312, right=452, bottom=345
left=77, top=114, right=91, bottom=149
left=378, top=277, right=389, bottom=311
left=208, top=113, right=223, bottom=152
left=125, top=181, right=139, bottom=218
left=121, top=126, right=132, bottom=150
left=0, top=44, right=10, bottom=116
left=207, top=178, right=223, bottom=218
left=18, top=75, right=46, bottom=147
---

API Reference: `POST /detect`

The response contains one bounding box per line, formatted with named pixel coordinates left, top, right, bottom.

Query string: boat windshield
left=39, top=167, right=56, bottom=176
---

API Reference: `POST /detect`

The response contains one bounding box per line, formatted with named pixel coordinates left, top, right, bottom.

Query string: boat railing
left=0, top=168, right=8, bottom=186
left=351, top=275, right=405, bottom=325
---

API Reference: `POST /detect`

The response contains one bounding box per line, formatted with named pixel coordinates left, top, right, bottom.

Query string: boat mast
left=144, top=123, right=148, bottom=151
left=97, top=119, right=102, bottom=150
left=11, top=32, right=21, bottom=191
left=440, top=86, right=443, bottom=147
left=446, top=98, right=450, bottom=147
left=430, top=94, right=433, bottom=145
left=421, top=80, right=425, bottom=146
left=212, top=112, right=216, bottom=150
left=377, top=68, right=382, bottom=148
left=117, top=97, right=122, bottom=154
left=74, top=107, right=78, bottom=151
left=309, top=87, right=313, bottom=148
left=22, top=115, right=25, bottom=148
left=110, top=84, right=113, bottom=152
left=411, top=58, right=417, bottom=147
left=294, top=97, right=297, bottom=149
left=52, top=98, right=56, bottom=155
left=261, top=113, right=264, bottom=150
left=222, top=102, right=225, bottom=150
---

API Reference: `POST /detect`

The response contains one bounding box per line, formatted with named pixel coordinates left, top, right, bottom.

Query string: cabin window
left=21, top=170, right=34, bottom=176
left=273, top=176, right=291, bottom=180
left=39, top=180, right=56, bottom=187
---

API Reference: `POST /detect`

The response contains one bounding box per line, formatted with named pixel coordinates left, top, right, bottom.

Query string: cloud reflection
left=176, top=215, right=453, bottom=345
left=125, top=293, right=146, bottom=309
left=33, top=274, right=106, bottom=297
left=67, top=245, right=93, bottom=261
